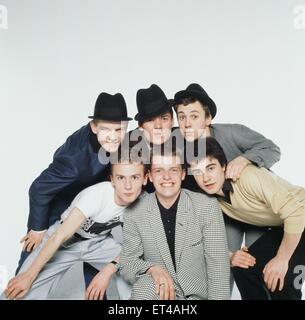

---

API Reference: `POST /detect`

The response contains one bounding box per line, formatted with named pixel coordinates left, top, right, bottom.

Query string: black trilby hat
left=135, top=84, right=174, bottom=122
left=174, top=83, right=217, bottom=119
left=88, top=92, right=132, bottom=121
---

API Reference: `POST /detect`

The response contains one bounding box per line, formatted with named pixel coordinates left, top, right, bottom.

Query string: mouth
left=204, top=183, right=216, bottom=190
left=160, top=182, right=175, bottom=188
left=124, top=193, right=134, bottom=197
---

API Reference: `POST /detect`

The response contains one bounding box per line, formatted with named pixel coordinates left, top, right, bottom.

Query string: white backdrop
left=0, top=0, right=305, bottom=298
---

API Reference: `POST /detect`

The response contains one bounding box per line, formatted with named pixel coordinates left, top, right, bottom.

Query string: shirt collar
left=217, top=179, right=234, bottom=204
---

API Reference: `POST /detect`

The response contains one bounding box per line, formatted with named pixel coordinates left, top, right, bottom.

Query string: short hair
left=174, top=97, right=211, bottom=118
left=148, top=140, right=185, bottom=171
left=138, top=110, right=173, bottom=127
left=110, top=146, right=148, bottom=175
left=188, top=137, right=227, bottom=167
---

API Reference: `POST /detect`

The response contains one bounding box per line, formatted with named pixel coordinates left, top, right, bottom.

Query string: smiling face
left=111, top=162, right=147, bottom=206
left=149, top=154, right=185, bottom=203
left=90, top=120, right=128, bottom=153
left=190, top=157, right=226, bottom=195
left=140, top=112, right=173, bottom=145
left=176, top=101, right=211, bottom=142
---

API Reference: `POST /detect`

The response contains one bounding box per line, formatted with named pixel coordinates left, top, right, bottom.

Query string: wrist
left=108, top=260, right=122, bottom=274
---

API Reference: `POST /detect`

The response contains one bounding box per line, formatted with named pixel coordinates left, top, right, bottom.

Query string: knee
left=131, top=275, right=159, bottom=300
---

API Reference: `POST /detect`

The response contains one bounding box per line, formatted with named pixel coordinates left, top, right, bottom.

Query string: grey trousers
left=11, top=221, right=131, bottom=300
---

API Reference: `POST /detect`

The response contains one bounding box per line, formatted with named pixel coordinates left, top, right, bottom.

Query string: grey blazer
left=120, top=189, right=231, bottom=300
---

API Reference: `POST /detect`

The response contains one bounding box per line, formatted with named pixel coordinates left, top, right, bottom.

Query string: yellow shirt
left=219, top=165, right=305, bottom=234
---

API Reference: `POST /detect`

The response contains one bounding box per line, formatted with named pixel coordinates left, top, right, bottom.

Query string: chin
left=104, top=144, right=120, bottom=153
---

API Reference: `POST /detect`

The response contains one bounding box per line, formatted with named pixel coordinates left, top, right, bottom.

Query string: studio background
left=1, top=0, right=304, bottom=299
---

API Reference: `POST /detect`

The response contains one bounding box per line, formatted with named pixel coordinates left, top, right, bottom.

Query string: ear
left=110, top=174, right=115, bottom=188
left=148, top=171, right=153, bottom=183
left=142, top=173, right=148, bottom=186
left=181, top=169, right=186, bottom=181
left=205, top=115, right=212, bottom=127
left=90, top=121, right=98, bottom=135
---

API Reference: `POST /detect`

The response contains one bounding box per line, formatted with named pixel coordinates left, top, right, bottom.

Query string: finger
left=271, top=276, right=279, bottom=292
left=22, top=239, right=30, bottom=251
left=93, top=289, right=100, bottom=300
left=155, top=279, right=160, bottom=295
left=15, top=289, right=27, bottom=300
left=163, top=283, right=169, bottom=301
left=159, top=283, right=165, bottom=300
left=279, top=276, right=284, bottom=291
left=98, top=288, right=105, bottom=300
left=20, top=235, right=28, bottom=243
left=88, top=288, right=96, bottom=300
left=26, top=242, right=35, bottom=252
left=8, top=288, right=20, bottom=300
left=168, top=282, right=176, bottom=300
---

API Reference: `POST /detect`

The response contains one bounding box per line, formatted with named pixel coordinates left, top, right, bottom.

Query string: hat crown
left=186, top=83, right=208, bottom=96
left=135, top=84, right=172, bottom=122
left=137, top=84, right=167, bottom=110
left=89, top=92, right=132, bottom=121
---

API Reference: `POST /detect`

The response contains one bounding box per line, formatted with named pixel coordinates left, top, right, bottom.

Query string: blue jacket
left=27, top=123, right=109, bottom=231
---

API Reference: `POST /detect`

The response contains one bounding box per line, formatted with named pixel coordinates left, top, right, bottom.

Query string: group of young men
left=2, top=83, right=305, bottom=300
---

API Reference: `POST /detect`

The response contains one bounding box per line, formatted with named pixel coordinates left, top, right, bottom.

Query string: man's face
left=90, top=120, right=128, bottom=153
left=190, top=157, right=225, bottom=195
left=176, top=101, right=211, bottom=142
left=140, top=112, right=173, bottom=145
left=111, top=163, right=147, bottom=206
left=149, top=155, right=185, bottom=201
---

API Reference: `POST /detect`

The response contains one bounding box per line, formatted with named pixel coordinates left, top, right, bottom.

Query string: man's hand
left=146, top=265, right=176, bottom=300
left=85, top=263, right=115, bottom=300
left=263, top=256, right=289, bottom=292
left=20, top=230, right=46, bottom=252
left=5, top=272, right=35, bottom=300
left=230, top=247, right=256, bottom=268
left=226, top=156, right=250, bottom=182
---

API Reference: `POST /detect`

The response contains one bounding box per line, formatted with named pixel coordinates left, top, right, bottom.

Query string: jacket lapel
left=148, top=194, right=177, bottom=278
left=175, top=190, right=192, bottom=272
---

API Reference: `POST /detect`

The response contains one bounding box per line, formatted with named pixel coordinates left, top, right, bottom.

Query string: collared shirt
left=217, top=179, right=234, bottom=204
left=218, top=165, right=305, bottom=234
left=157, top=194, right=180, bottom=271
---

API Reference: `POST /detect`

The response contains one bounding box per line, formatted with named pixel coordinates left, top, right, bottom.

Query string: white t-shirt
left=61, top=181, right=126, bottom=238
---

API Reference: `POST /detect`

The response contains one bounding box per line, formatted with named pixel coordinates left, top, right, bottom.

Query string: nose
left=153, top=117, right=162, bottom=129
left=185, top=116, right=191, bottom=128
left=203, top=172, right=210, bottom=183
left=108, top=130, right=118, bottom=141
left=124, top=178, right=132, bottom=190
left=163, top=170, right=171, bottom=180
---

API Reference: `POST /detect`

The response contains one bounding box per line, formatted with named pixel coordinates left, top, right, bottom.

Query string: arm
left=119, top=212, right=156, bottom=284
left=228, top=123, right=281, bottom=169
left=5, top=208, right=86, bottom=299
left=27, top=155, right=79, bottom=232
left=202, top=197, right=231, bottom=300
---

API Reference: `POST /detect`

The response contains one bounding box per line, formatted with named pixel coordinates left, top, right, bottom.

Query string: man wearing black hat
left=128, top=84, right=176, bottom=192
left=173, top=83, right=282, bottom=292
left=17, top=92, right=132, bottom=294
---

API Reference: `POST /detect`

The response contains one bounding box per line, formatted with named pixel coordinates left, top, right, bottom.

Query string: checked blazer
left=120, top=189, right=231, bottom=300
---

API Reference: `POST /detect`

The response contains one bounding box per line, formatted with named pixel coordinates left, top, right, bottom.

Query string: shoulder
left=77, top=181, right=112, bottom=198
left=124, top=192, right=151, bottom=218
left=182, top=189, right=219, bottom=208
left=236, top=165, right=268, bottom=192
left=54, top=124, right=91, bottom=158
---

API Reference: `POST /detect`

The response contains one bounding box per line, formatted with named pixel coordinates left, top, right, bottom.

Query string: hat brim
left=174, top=90, right=217, bottom=119
left=134, top=100, right=174, bottom=122
left=88, top=116, right=133, bottom=121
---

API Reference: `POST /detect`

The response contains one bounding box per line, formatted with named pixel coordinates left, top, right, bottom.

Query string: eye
left=178, top=116, right=185, bottom=121
left=131, top=176, right=139, bottom=180
left=192, top=170, right=202, bottom=176
left=117, top=176, right=124, bottom=180
left=191, top=115, right=198, bottom=120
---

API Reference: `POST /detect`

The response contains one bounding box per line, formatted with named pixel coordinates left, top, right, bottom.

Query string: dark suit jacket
left=28, top=123, right=109, bottom=231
